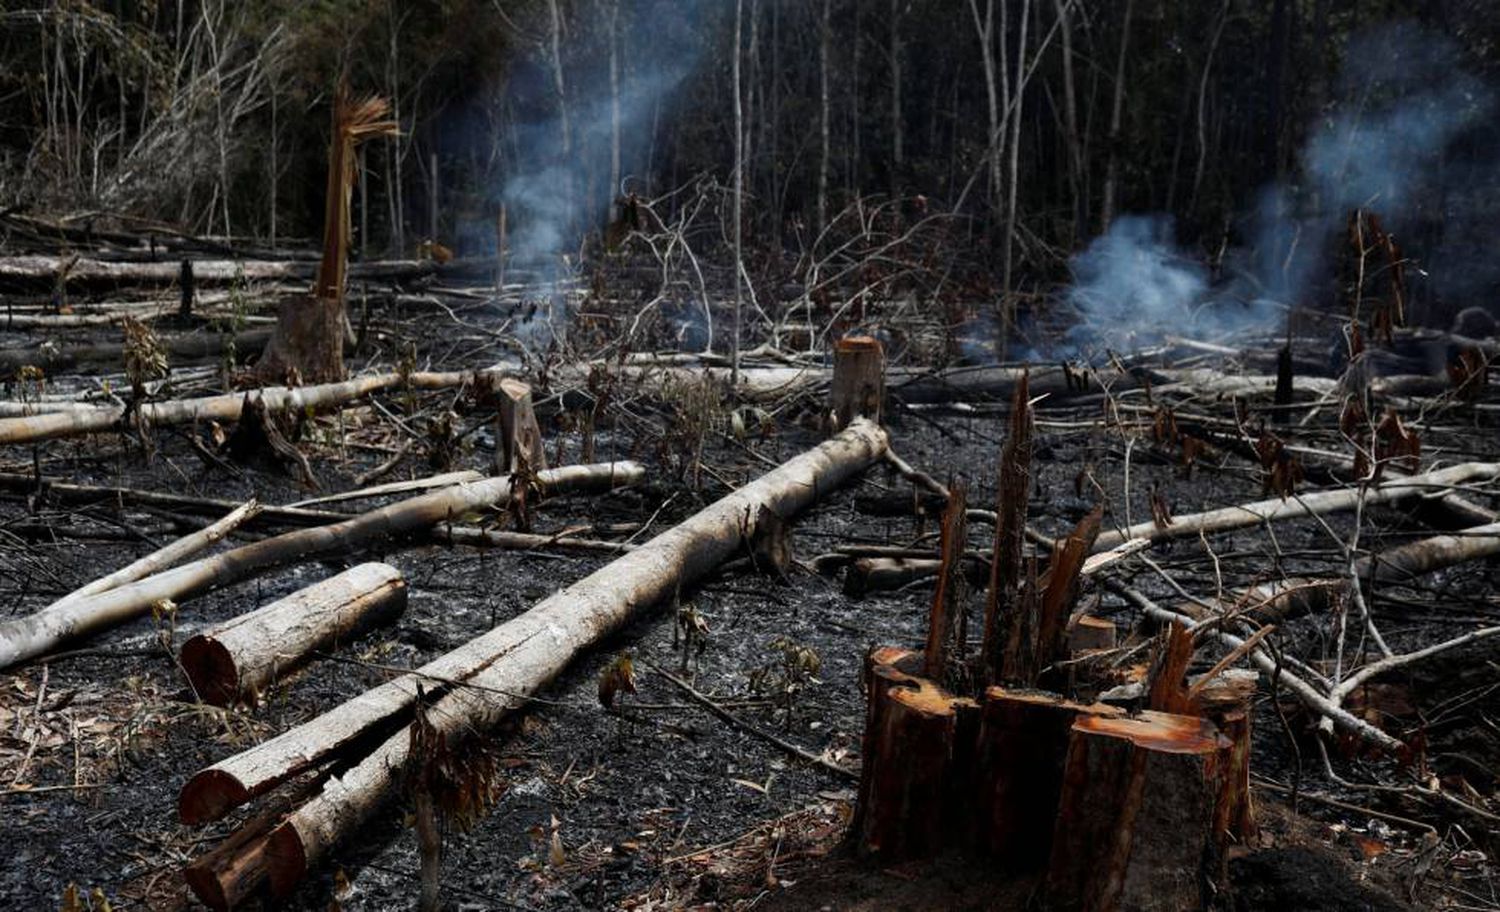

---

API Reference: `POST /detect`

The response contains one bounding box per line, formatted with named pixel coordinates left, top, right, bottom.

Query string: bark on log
left=253, top=420, right=887, bottom=897
left=974, top=687, right=1122, bottom=868
left=1093, top=462, right=1500, bottom=552
left=0, top=369, right=488, bottom=446
left=0, top=462, right=642, bottom=669
left=0, top=329, right=268, bottom=377
left=48, top=500, right=260, bottom=609
left=1046, top=710, right=1230, bottom=912
left=179, top=421, right=886, bottom=848
left=494, top=378, right=547, bottom=474
left=181, top=563, right=407, bottom=707
left=827, top=335, right=885, bottom=430
left=0, top=255, right=434, bottom=291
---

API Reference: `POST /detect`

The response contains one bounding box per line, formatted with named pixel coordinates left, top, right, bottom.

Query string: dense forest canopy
left=2, top=1, right=1498, bottom=331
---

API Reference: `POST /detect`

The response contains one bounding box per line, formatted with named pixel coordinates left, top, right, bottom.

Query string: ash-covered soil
left=0, top=290, right=1496, bottom=911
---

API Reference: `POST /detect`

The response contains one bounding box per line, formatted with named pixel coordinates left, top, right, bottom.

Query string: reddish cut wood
left=1046, top=710, right=1229, bottom=912
left=974, top=687, right=1122, bottom=868
left=851, top=647, right=978, bottom=861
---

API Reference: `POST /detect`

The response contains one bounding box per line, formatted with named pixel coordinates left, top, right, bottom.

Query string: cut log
left=0, top=462, right=642, bottom=670
left=0, top=328, right=268, bottom=377
left=181, top=563, right=407, bottom=707
left=252, top=420, right=888, bottom=898
left=850, top=647, right=978, bottom=861
left=494, top=378, right=547, bottom=474
left=0, top=368, right=492, bottom=447
left=827, top=334, right=885, bottom=430
left=179, top=420, right=885, bottom=851
left=1046, top=710, right=1230, bottom=912
left=0, top=254, right=434, bottom=291
left=1093, top=462, right=1500, bottom=552
left=974, top=687, right=1122, bottom=867
left=841, top=555, right=987, bottom=597
left=1068, top=616, right=1117, bottom=653
left=289, top=470, right=483, bottom=508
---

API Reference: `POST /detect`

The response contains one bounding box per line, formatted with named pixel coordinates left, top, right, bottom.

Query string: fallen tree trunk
left=0, top=328, right=268, bottom=377
left=0, top=255, right=435, bottom=291
left=181, top=562, right=407, bottom=707
left=0, top=462, right=641, bottom=669
left=181, top=420, right=888, bottom=903
left=49, top=500, right=260, bottom=609
left=1093, top=462, right=1500, bottom=552
left=0, top=368, right=490, bottom=446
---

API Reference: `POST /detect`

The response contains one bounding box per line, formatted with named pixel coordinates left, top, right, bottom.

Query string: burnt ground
left=0, top=273, right=1497, bottom=911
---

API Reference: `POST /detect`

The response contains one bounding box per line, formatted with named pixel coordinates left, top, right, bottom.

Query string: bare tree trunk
left=1189, top=0, right=1231, bottom=214
left=1001, top=0, right=1032, bottom=335
left=1054, top=0, right=1084, bottom=243
left=733, top=0, right=745, bottom=385
left=889, top=0, right=903, bottom=195
left=607, top=0, right=621, bottom=198
left=817, top=0, right=831, bottom=236
left=968, top=0, right=1002, bottom=214
left=1098, top=0, right=1134, bottom=233
left=549, top=0, right=571, bottom=154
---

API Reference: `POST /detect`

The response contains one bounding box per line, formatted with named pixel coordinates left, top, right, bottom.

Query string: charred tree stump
left=222, top=393, right=318, bottom=488
left=494, top=377, right=547, bottom=475
left=180, top=562, right=407, bottom=707
left=827, top=334, right=885, bottom=431
left=180, top=259, right=195, bottom=318
left=851, top=647, right=978, bottom=861
left=974, top=688, right=1122, bottom=868
left=1045, top=710, right=1230, bottom=912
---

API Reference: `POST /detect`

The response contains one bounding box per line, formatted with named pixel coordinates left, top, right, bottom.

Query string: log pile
left=178, top=419, right=889, bottom=909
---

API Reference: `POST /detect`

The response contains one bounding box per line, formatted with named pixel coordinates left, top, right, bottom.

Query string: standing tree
left=258, top=85, right=397, bottom=383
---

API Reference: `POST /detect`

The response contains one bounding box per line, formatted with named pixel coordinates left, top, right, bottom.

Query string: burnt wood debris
left=1, top=3, right=1498, bottom=912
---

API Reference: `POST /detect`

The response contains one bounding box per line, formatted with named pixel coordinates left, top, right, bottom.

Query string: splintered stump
left=974, top=688, right=1122, bottom=868
left=827, top=335, right=885, bottom=431
left=494, top=377, right=547, bottom=474
left=180, top=563, right=407, bottom=707
left=852, top=647, right=977, bottom=860
left=1046, top=711, right=1231, bottom=912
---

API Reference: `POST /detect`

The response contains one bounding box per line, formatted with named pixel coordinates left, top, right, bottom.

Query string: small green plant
left=749, top=636, right=822, bottom=727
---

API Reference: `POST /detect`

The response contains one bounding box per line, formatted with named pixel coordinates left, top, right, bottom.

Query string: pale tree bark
left=1053, top=0, right=1084, bottom=242
left=1099, top=0, right=1135, bottom=233
left=968, top=0, right=1003, bottom=214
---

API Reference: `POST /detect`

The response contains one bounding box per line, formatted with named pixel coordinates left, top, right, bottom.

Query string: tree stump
left=1068, top=615, right=1118, bottom=654
left=1046, top=710, right=1230, bottom=912
left=851, top=647, right=978, bottom=861
left=827, top=334, right=885, bottom=431
left=1193, top=669, right=1258, bottom=844
left=973, top=687, right=1122, bottom=868
left=495, top=377, right=547, bottom=475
